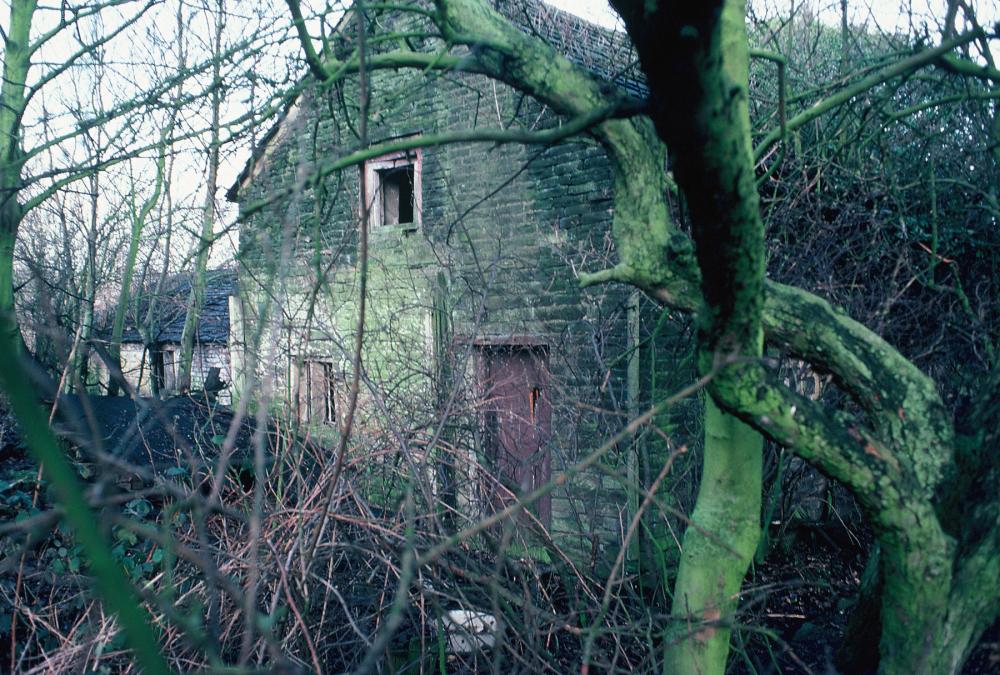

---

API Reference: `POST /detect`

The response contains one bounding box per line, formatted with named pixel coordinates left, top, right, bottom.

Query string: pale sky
left=544, top=0, right=620, bottom=28
left=545, top=0, right=999, bottom=81
left=546, top=0, right=999, bottom=38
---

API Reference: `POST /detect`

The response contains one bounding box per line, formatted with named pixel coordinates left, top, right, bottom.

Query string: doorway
left=479, top=345, right=552, bottom=527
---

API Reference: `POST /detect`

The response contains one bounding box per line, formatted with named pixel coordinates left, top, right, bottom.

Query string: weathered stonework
left=117, top=343, right=234, bottom=405
left=230, top=9, right=695, bottom=565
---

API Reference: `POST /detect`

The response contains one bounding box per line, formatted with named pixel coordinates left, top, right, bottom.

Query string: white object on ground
left=441, top=609, right=497, bottom=653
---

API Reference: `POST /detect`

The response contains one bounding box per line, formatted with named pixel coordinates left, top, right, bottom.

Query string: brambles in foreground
left=0, top=401, right=883, bottom=673
left=0, top=0, right=997, bottom=672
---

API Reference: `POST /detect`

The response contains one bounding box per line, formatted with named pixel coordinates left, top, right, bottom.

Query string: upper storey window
left=364, top=149, right=421, bottom=231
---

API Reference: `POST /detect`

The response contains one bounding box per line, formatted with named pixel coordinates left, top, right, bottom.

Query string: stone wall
left=235, top=64, right=695, bottom=564
left=116, top=343, right=234, bottom=405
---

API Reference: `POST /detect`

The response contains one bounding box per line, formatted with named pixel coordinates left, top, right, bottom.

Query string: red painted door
left=482, top=346, right=551, bottom=527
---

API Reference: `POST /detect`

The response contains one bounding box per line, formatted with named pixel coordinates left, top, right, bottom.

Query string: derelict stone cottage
left=227, top=1, right=692, bottom=562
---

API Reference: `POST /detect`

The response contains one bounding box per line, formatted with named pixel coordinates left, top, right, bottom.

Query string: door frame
left=471, top=338, right=552, bottom=528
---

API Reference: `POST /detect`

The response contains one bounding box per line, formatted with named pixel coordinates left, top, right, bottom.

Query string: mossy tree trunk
left=72, top=168, right=100, bottom=391
left=0, top=0, right=34, bottom=341
left=107, top=139, right=168, bottom=397
left=610, top=1, right=989, bottom=672
left=630, top=2, right=768, bottom=669
left=665, top=398, right=761, bottom=672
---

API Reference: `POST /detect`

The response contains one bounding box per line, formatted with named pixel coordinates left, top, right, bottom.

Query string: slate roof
left=118, top=269, right=237, bottom=346
left=497, top=0, right=647, bottom=99
left=227, top=0, right=645, bottom=202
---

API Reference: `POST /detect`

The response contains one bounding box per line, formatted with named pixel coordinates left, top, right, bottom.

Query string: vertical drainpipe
left=432, top=271, right=456, bottom=526
left=626, top=290, right=641, bottom=565
left=228, top=293, right=245, bottom=406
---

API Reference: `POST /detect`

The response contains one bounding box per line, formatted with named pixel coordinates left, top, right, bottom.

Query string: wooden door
left=481, top=346, right=551, bottom=527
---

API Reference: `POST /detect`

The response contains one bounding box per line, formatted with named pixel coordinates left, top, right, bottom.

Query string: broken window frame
left=363, top=149, right=422, bottom=232
left=296, top=358, right=340, bottom=427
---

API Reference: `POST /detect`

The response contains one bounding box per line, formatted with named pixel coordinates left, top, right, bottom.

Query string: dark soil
left=736, top=524, right=1000, bottom=674
left=51, top=393, right=258, bottom=467
left=734, top=524, right=869, bottom=674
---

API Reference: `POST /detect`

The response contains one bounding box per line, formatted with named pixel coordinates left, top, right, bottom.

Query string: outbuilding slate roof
left=118, top=269, right=237, bottom=346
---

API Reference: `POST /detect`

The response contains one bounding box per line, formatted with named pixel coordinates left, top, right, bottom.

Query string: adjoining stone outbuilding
left=98, top=269, right=240, bottom=405
left=227, top=1, right=692, bottom=563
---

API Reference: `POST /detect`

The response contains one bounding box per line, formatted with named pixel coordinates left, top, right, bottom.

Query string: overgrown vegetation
left=1, top=0, right=998, bottom=673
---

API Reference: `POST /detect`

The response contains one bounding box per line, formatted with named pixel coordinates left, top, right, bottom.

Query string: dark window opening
left=150, top=348, right=165, bottom=393
left=365, top=150, right=421, bottom=230
left=322, top=362, right=337, bottom=425
left=299, top=360, right=338, bottom=426
left=379, top=165, right=414, bottom=226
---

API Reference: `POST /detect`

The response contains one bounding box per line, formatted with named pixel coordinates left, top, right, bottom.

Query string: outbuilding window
left=364, top=149, right=421, bottom=231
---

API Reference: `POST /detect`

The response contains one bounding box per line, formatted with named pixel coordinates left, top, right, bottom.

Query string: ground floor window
left=298, top=359, right=338, bottom=427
